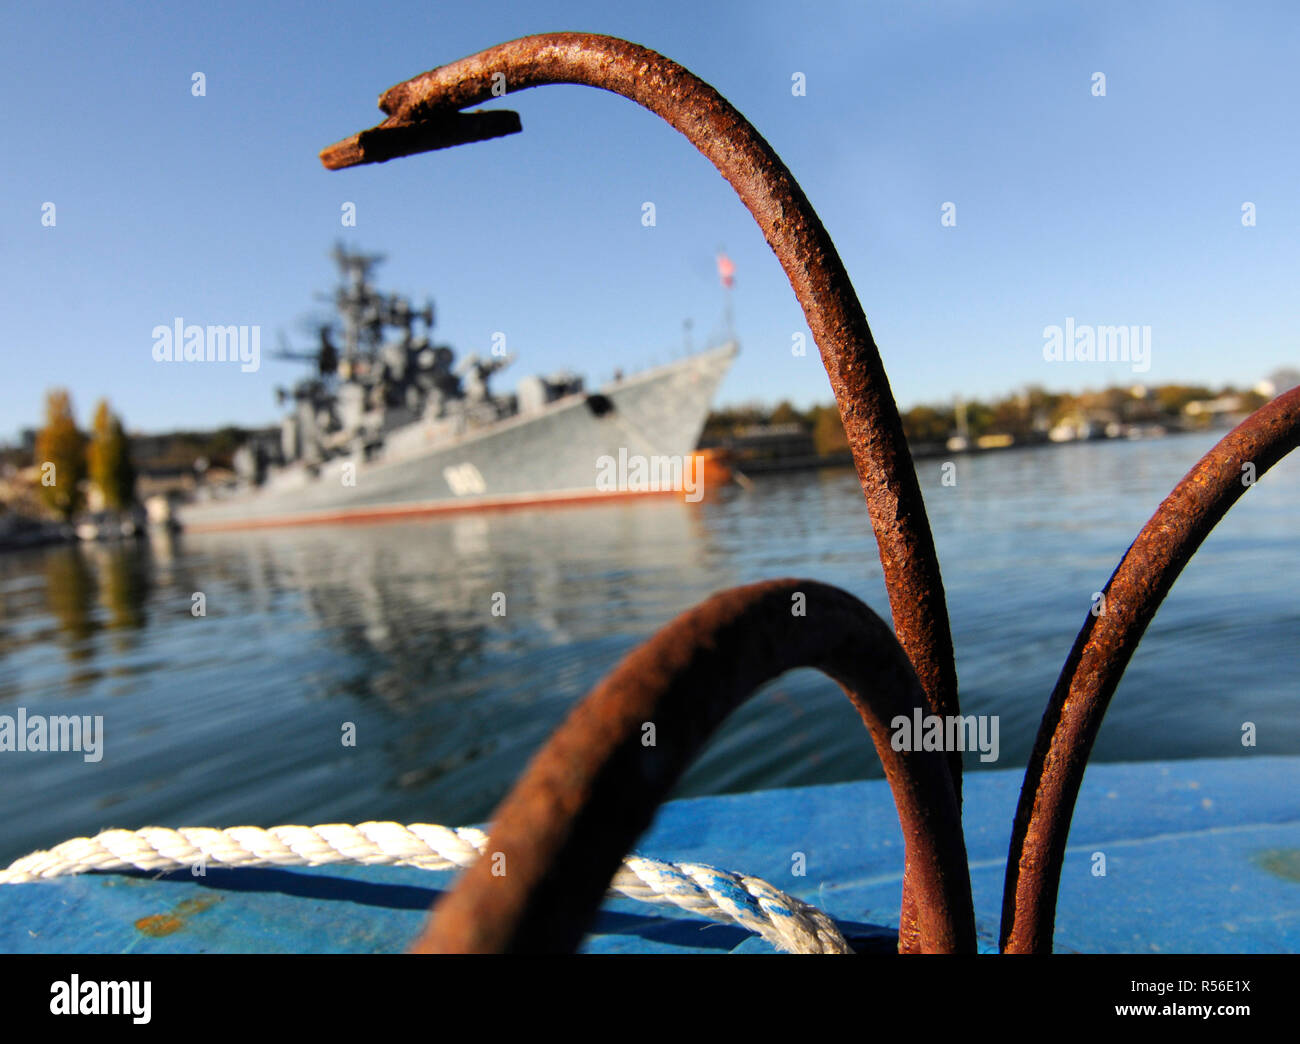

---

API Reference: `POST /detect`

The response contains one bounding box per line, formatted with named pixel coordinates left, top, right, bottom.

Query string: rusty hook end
left=320, top=109, right=523, bottom=170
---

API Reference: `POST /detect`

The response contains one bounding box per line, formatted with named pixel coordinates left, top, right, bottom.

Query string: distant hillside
left=127, top=426, right=278, bottom=477
left=704, top=381, right=1273, bottom=454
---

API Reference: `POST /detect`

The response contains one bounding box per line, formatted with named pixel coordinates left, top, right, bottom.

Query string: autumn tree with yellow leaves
left=88, top=399, right=136, bottom=511
left=33, top=389, right=87, bottom=520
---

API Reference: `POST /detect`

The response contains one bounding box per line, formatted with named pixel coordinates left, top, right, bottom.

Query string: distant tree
left=770, top=400, right=804, bottom=427
left=1049, top=394, right=1083, bottom=426
left=708, top=377, right=1269, bottom=460
left=701, top=403, right=769, bottom=438
left=989, top=398, right=1032, bottom=437
left=88, top=399, right=136, bottom=511
left=208, top=426, right=245, bottom=463
left=810, top=405, right=849, bottom=456
left=1238, top=389, right=1269, bottom=412
left=901, top=405, right=955, bottom=444
left=33, top=389, right=87, bottom=520
left=1154, top=385, right=1212, bottom=415
left=963, top=400, right=996, bottom=438
left=1023, top=385, right=1060, bottom=413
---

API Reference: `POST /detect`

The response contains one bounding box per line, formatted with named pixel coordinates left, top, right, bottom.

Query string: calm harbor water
left=2, top=430, right=1297, bottom=865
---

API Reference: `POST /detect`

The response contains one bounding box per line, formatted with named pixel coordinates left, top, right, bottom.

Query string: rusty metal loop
left=1002, top=386, right=1300, bottom=953
left=322, top=32, right=961, bottom=803
left=323, top=33, right=1299, bottom=956
left=412, top=579, right=975, bottom=954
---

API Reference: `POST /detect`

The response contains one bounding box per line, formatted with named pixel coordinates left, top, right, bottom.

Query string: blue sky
left=3, top=1, right=1297, bottom=436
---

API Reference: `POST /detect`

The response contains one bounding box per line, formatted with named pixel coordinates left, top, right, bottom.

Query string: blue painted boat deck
left=3, top=756, right=1297, bottom=953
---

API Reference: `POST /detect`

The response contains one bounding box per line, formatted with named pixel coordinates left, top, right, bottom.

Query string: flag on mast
left=716, top=252, right=735, bottom=289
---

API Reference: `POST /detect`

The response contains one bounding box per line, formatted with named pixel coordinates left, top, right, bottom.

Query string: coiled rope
left=0, top=822, right=851, bottom=954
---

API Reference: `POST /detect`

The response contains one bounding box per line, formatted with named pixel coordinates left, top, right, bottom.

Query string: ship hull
left=179, top=343, right=737, bottom=531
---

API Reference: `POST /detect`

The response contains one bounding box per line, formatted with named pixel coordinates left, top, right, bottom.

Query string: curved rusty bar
left=321, top=33, right=961, bottom=804
left=412, top=579, right=974, bottom=954
left=1001, top=386, right=1300, bottom=953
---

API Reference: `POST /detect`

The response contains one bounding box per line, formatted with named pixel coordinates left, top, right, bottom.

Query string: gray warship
left=179, top=247, right=737, bottom=531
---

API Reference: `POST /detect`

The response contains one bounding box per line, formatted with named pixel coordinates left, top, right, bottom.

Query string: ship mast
left=329, top=242, right=389, bottom=371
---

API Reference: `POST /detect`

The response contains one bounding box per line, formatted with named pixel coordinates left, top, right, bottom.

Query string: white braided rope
left=0, top=823, right=850, bottom=954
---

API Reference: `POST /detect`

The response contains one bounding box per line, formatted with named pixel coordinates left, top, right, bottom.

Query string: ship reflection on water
left=184, top=502, right=712, bottom=704
left=1, top=497, right=789, bottom=865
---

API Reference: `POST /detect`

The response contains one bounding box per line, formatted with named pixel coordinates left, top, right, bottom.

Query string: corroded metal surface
left=411, top=579, right=974, bottom=954
left=1001, top=386, right=1300, bottom=953
left=324, top=32, right=1300, bottom=956
left=321, top=32, right=961, bottom=797
left=325, top=36, right=962, bottom=950
left=321, top=109, right=521, bottom=167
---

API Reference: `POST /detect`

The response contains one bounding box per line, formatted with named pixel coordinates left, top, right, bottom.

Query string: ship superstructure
left=182, top=247, right=736, bottom=530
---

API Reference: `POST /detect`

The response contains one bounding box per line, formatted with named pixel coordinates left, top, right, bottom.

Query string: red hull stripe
left=183, top=485, right=682, bottom=532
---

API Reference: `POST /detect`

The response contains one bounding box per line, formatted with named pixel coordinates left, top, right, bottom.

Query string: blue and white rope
left=0, top=822, right=851, bottom=954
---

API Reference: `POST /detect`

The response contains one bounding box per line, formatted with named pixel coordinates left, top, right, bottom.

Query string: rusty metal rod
left=1001, top=386, right=1300, bottom=953
left=325, top=109, right=522, bottom=165
left=320, top=35, right=961, bottom=815
left=412, top=579, right=975, bottom=954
